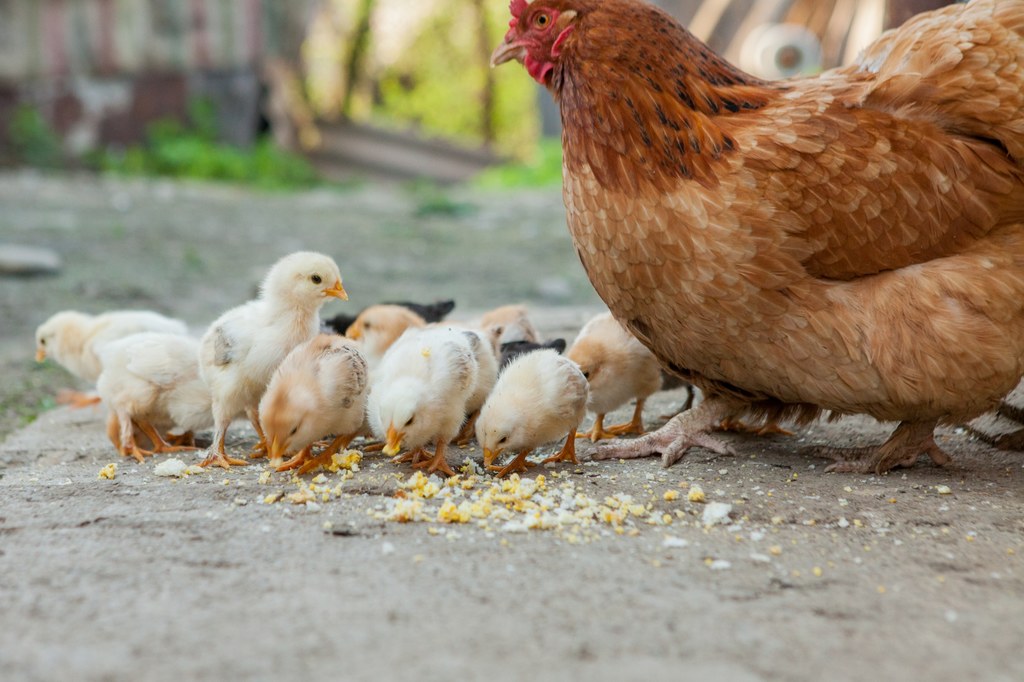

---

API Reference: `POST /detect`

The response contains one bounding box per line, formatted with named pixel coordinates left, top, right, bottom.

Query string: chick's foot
left=276, top=445, right=314, bottom=472
left=811, top=420, right=950, bottom=474
left=413, top=441, right=456, bottom=477
left=199, top=447, right=249, bottom=469
left=576, top=414, right=622, bottom=442
left=57, top=389, right=102, bottom=409
left=488, top=450, right=534, bottom=477
left=295, top=435, right=353, bottom=475
left=542, top=433, right=579, bottom=466
left=592, top=398, right=737, bottom=467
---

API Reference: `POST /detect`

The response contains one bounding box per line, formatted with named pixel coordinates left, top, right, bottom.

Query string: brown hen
left=492, top=0, right=1024, bottom=474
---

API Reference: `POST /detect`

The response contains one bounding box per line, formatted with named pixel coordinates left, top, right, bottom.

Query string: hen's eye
left=535, top=13, right=549, bottom=27
left=311, top=274, right=322, bottom=284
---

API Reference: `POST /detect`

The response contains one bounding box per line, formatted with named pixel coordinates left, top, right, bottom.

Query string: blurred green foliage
left=98, top=100, right=320, bottom=190
left=473, top=138, right=563, bottom=189
left=7, top=105, right=63, bottom=168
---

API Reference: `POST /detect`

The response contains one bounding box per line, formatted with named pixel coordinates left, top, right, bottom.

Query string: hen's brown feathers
left=546, top=0, right=1024, bottom=426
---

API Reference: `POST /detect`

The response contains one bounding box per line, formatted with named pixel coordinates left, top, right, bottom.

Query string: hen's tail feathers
left=855, top=0, right=1024, bottom=163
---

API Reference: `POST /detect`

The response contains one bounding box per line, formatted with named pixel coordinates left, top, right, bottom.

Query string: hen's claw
left=592, top=398, right=736, bottom=467
left=808, top=420, right=950, bottom=474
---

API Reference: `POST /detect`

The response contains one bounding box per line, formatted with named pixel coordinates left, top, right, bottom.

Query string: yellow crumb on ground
left=98, top=463, right=117, bottom=480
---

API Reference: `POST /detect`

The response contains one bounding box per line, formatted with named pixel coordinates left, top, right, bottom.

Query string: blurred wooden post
left=341, top=0, right=376, bottom=119
left=884, top=0, right=954, bottom=28
left=472, top=0, right=496, bottom=147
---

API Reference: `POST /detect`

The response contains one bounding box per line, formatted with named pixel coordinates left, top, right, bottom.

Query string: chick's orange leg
left=57, top=389, right=102, bottom=409
left=812, top=420, right=950, bottom=474
left=199, top=429, right=249, bottom=469
left=295, top=434, right=354, bottom=475
left=603, top=399, right=648, bottom=436
left=542, top=432, right=579, bottom=465
left=392, top=447, right=428, bottom=464
left=576, top=414, right=621, bottom=442
left=110, top=411, right=152, bottom=463
left=136, top=420, right=199, bottom=454
left=247, top=409, right=269, bottom=458
left=413, top=440, right=456, bottom=477
left=491, top=450, right=533, bottom=478
left=593, top=397, right=738, bottom=467
left=276, top=445, right=314, bottom=472
left=455, top=411, right=480, bottom=446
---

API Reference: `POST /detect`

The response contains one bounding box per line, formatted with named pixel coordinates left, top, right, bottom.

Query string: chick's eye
left=311, top=274, right=322, bottom=284
left=535, top=13, right=549, bottom=27
left=290, top=426, right=298, bottom=436
left=405, top=416, right=414, bottom=427
left=498, top=436, right=508, bottom=445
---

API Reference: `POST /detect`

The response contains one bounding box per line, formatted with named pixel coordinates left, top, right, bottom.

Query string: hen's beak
left=35, top=347, right=46, bottom=362
left=483, top=447, right=502, bottom=469
left=383, top=424, right=403, bottom=457
left=490, top=39, right=526, bottom=67
left=325, top=280, right=348, bottom=300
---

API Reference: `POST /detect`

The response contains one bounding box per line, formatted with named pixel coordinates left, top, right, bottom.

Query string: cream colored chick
left=344, top=304, right=426, bottom=369
left=96, top=332, right=212, bottom=463
left=476, top=349, right=588, bottom=477
left=567, top=311, right=663, bottom=442
left=477, top=304, right=539, bottom=354
left=199, top=251, right=348, bottom=468
left=259, top=334, right=368, bottom=474
left=454, top=327, right=499, bottom=445
left=34, top=309, right=188, bottom=406
left=367, top=326, right=480, bottom=477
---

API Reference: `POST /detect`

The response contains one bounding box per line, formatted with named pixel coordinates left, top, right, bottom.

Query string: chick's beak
left=383, top=424, right=403, bottom=457
left=483, top=448, right=502, bottom=469
left=346, top=322, right=362, bottom=340
left=325, top=280, right=348, bottom=300
left=35, top=347, right=46, bottom=362
left=268, top=436, right=285, bottom=461
left=490, top=39, right=526, bottom=68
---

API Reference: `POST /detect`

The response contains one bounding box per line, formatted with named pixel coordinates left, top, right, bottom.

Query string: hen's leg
left=811, top=420, right=950, bottom=474
left=542, top=432, right=579, bottom=465
left=592, top=397, right=737, bottom=467
left=576, top=414, right=621, bottom=442
left=413, top=440, right=456, bottom=477
left=603, top=399, right=648, bottom=436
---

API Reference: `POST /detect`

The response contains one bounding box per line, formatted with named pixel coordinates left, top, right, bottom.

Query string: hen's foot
left=719, top=418, right=793, bottom=437
left=542, top=433, right=579, bottom=465
left=488, top=450, right=534, bottom=477
left=592, top=398, right=737, bottom=467
left=413, top=442, right=456, bottom=477
left=809, top=421, right=950, bottom=474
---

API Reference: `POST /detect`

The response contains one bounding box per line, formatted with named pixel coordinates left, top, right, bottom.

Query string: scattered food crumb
left=97, top=463, right=117, bottom=480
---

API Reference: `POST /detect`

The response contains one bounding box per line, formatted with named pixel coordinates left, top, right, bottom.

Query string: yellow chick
left=476, top=349, right=588, bottom=477
left=567, top=312, right=663, bottom=441
left=259, top=334, right=368, bottom=474
left=34, top=309, right=188, bottom=406
left=95, top=332, right=213, bottom=463
left=198, top=251, right=348, bottom=469
left=367, top=326, right=482, bottom=477
left=344, top=304, right=426, bottom=369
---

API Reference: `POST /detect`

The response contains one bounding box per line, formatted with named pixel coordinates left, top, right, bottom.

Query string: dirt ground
left=1, top=171, right=1022, bottom=682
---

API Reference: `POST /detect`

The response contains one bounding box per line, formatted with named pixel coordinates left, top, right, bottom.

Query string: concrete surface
left=1, top=171, right=1022, bottom=682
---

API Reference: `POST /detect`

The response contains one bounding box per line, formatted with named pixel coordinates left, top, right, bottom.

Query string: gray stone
left=0, top=244, right=61, bottom=276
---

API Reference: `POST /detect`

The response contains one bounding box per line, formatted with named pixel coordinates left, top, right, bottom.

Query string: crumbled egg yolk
left=98, top=463, right=117, bottom=480
left=688, top=484, right=706, bottom=503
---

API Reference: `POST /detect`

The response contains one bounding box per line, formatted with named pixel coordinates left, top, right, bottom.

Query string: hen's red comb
left=510, top=0, right=529, bottom=20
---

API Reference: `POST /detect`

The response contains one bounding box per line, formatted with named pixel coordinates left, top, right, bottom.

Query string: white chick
left=344, top=304, right=426, bottom=369
left=96, top=332, right=213, bottom=462
left=34, top=309, right=188, bottom=406
left=567, top=312, right=663, bottom=442
left=259, top=334, right=369, bottom=474
left=198, top=251, right=348, bottom=468
left=476, top=349, right=588, bottom=477
left=455, top=327, right=499, bottom=444
left=477, top=304, right=539, bottom=354
left=367, top=326, right=480, bottom=477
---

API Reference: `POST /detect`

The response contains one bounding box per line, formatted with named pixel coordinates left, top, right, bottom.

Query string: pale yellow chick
left=367, top=326, right=481, bottom=477
left=476, top=349, right=588, bottom=477
left=259, top=334, right=369, bottom=474
left=567, top=312, right=663, bottom=442
left=477, top=304, right=540, bottom=354
left=34, top=309, right=188, bottom=406
left=96, top=332, right=212, bottom=463
left=199, top=251, right=348, bottom=468
left=344, top=304, right=426, bottom=369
